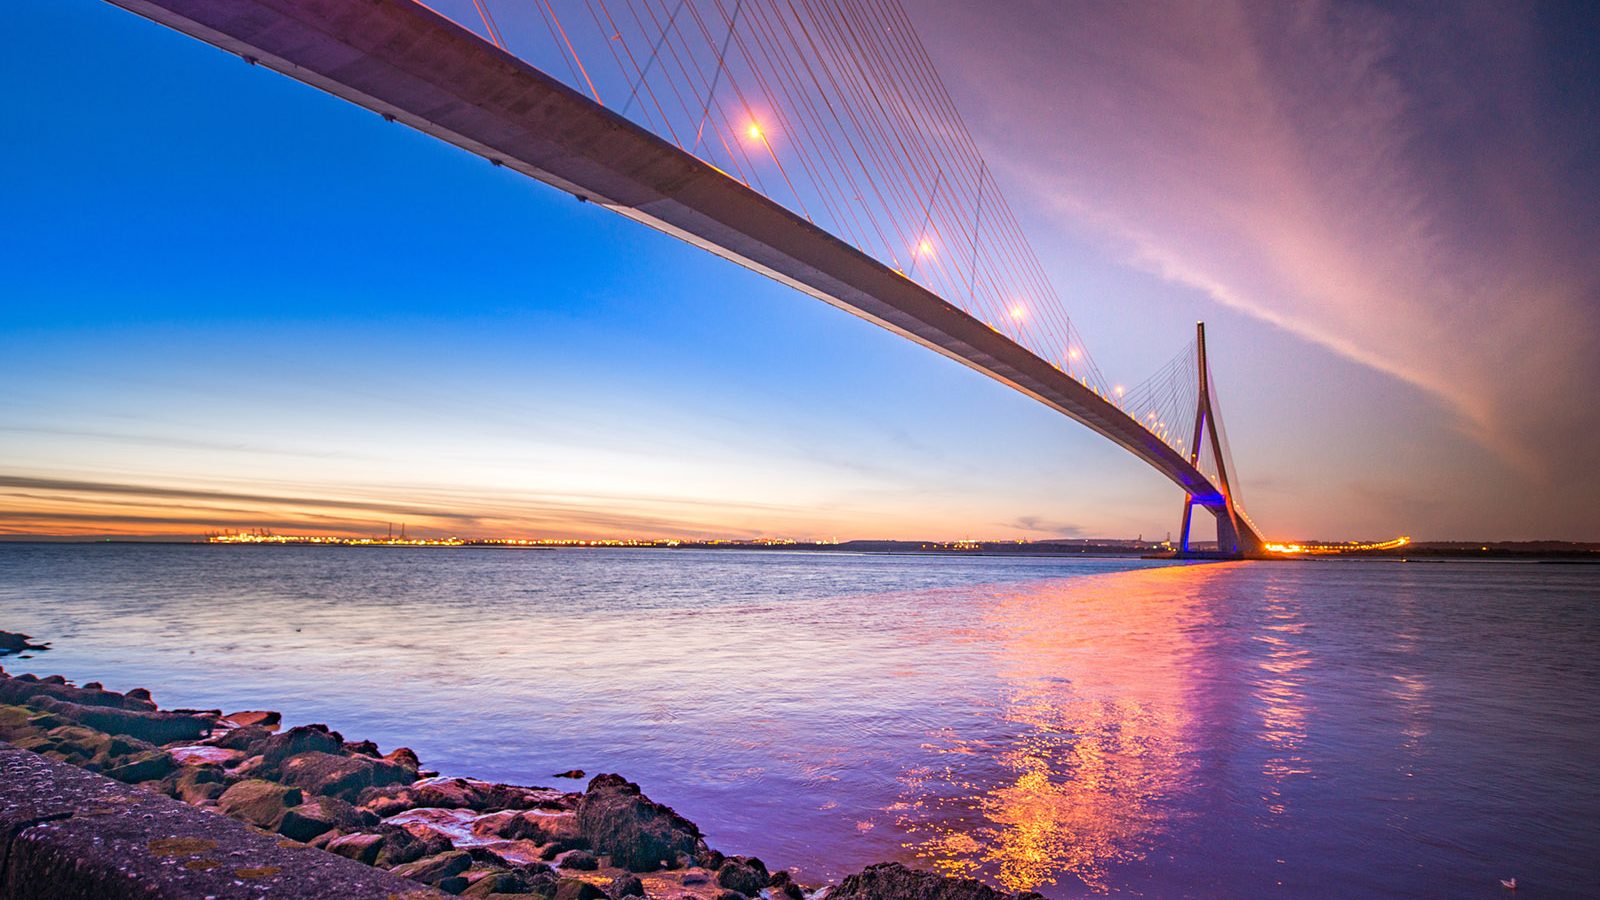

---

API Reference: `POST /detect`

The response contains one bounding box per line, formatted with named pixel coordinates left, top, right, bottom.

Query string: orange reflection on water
left=897, top=563, right=1226, bottom=892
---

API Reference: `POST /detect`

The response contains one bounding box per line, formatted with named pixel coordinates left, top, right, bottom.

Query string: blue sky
left=2, top=0, right=1596, bottom=541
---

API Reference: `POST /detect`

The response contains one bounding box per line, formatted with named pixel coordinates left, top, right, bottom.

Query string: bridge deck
left=106, top=0, right=1260, bottom=550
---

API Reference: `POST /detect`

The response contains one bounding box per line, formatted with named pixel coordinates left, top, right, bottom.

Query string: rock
left=0, top=704, right=42, bottom=741
left=171, top=766, right=228, bottom=805
left=344, top=739, right=381, bottom=757
left=462, top=871, right=532, bottom=896
left=475, top=840, right=546, bottom=868
left=376, top=821, right=453, bottom=866
left=230, top=754, right=270, bottom=779
left=716, top=860, right=767, bottom=896
left=830, top=862, right=1046, bottom=900
left=554, top=879, right=607, bottom=900
left=103, top=748, right=175, bottom=784
left=608, top=873, right=645, bottom=898
left=360, top=777, right=563, bottom=816
left=715, top=892, right=746, bottom=900
left=16, top=724, right=112, bottom=767
left=257, top=723, right=344, bottom=770
left=0, top=631, right=48, bottom=654
left=358, top=787, right=417, bottom=817
left=386, top=746, right=421, bottom=769
left=0, top=672, right=152, bottom=711
left=387, top=805, right=481, bottom=845
left=575, top=774, right=699, bottom=872
left=279, top=750, right=414, bottom=801
left=327, top=831, right=386, bottom=865
left=221, top=710, right=281, bottom=730
left=390, top=848, right=473, bottom=884
left=540, top=839, right=583, bottom=862
left=125, top=687, right=153, bottom=703
left=553, top=769, right=586, bottom=779
left=168, top=744, right=246, bottom=767
left=769, top=870, right=804, bottom=900
left=559, top=849, right=599, bottom=871
left=696, top=849, right=726, bottom=871
left=278, top=794, right=375, bottom=842
left=213, top=724, right=274, bottom=752
left=22, top=723, right=173, bottom=781
left=436, top=875, right=469, bottom=894
left=471, top=810, right=550, bottom=842
left=11, top=693, right=212, bottom=743
left=216, top=778, right=303, bottom=830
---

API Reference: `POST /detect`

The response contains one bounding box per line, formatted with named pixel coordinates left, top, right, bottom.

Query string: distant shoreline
left=1, top=538, right=1596, bottom=560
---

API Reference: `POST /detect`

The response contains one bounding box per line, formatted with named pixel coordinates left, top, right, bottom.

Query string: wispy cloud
left=0, top=473, right=856, bottom=539
left=1006, top=515, right=1086, bottom=538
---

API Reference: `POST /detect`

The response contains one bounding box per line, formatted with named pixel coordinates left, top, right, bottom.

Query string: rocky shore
left=0, top=630, right=1041, bottom=900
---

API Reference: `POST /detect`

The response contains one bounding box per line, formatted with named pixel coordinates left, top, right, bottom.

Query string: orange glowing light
left=747, top=123, right=764, bottom=140
left=1264, top=536, right=1411, bottom=555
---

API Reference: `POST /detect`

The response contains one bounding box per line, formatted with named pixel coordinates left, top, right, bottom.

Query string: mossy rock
left=103, top=749, right=175, bottom=784
left=217, top=779, right=303, bottom=830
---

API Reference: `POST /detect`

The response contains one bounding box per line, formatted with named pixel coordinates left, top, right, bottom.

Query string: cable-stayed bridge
left=106, top=0, right=1267, bottom=555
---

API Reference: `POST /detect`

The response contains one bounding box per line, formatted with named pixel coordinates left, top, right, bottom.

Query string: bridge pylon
left=1177, top=323, right=1263, bottom=558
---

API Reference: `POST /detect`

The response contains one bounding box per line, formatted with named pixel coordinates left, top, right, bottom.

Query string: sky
left=2, top=0, right=1597, bottom=542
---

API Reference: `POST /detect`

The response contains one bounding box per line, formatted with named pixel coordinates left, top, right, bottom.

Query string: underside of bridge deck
left=104, top=0, right=1264, bottom=556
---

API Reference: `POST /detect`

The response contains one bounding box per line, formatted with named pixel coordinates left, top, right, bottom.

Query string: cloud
left=0, top=473, right=842, bottom=539
left=1007, top=516, right=1085, bottom=538
left=914, top=0, right=1600, bottom=482
left=0, top=475, right=484, bottom=522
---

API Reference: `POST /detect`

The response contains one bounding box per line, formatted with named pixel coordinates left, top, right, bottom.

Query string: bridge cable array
left=441, top=0, right=1223, bottom=471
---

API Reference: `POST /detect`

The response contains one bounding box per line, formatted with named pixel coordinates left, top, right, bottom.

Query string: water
left=2, top=544, right=1597, bottom=897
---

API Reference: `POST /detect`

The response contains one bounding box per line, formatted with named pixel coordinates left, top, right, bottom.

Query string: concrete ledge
left=0, top=743, right=441, bottom=899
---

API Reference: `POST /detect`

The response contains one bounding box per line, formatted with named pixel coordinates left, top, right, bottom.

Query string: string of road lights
left=441, top=0, right=1233, bottom=465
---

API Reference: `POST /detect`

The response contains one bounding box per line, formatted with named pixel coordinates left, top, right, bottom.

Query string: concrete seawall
left=0, top=742, right=442, bottom=898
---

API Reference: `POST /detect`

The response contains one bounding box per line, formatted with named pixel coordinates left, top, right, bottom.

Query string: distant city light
left=1264, top=536, right=1411, bottom=555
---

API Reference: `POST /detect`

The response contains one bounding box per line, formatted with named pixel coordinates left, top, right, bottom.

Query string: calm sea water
left=1, top=544, right=1596, bottom=897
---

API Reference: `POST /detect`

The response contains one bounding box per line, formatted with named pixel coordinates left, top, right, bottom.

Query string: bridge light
left=917, top=238, right=934, bottom=256
left=1009, top=304, right=1026, bottom=320
left=1114, top=385, right=1125, bottom=397
left=746, top=122, right=764, bottom=140
left=1067, top=348, right=1081, bottom=361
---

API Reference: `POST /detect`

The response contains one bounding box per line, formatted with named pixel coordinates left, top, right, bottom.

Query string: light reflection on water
left=2, top=545, right=1598, bottom=897
left=1254, top=580, right=1311, bottom=816
left=900, top=564, right=1211, bottom=891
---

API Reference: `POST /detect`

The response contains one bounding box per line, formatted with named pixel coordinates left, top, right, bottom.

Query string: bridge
left=105, top=0, right=1267, bottom=556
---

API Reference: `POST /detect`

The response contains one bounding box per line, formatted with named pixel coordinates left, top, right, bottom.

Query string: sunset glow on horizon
left=3, top=0, right=1597, bottom=543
